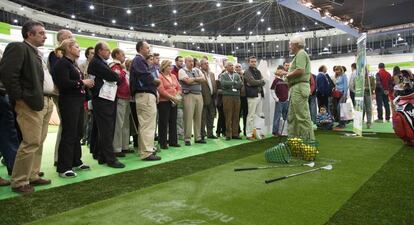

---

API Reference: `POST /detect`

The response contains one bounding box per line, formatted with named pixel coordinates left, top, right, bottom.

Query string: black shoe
left=232, top=136, right=242, bottom=139
left=225, top=137, right=231, bottom=141
left=38, top=172, right=44, bottom=177
left=98, top=159, right=106, bottom=165
left=143, top=154, right=162, bottom=161
left=160, top=145, right=169, bottom=149
left=195, top=139, right=207, bottom=144
left=170, top=143, right=181, bottom=147
left=185, top=141, right=191, bottom=146
left=208, top=135, right=218, bottom=139
left=115, top=152, right=126, bottom=157
left=107, top=161, right=125, bottom=168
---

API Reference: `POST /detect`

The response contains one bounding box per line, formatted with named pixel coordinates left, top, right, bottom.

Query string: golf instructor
left=284, top=35, right=315, bottom=140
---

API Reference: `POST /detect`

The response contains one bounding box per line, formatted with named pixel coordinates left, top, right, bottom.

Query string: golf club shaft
left=265, top=168, right=321, bottom=184
left=234, top=164, right=305, bottom=172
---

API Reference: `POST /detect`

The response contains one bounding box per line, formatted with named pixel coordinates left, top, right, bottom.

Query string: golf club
left=234, top=162, right=315, bottom=172
left=265, top=164, right=333, bottom=184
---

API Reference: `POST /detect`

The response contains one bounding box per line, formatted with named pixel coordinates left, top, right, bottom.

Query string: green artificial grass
left=326, top=144, right=414, bottom=225
left=0, top=138, right=277, bottom=225
left=27, top=133, right=402, bottom=225
left=0, top=131, right=251, bottom=200
left=342, top=120, right=394, bottom=134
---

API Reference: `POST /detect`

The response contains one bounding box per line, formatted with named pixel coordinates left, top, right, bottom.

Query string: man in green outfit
left=283, top=35, right=315, bottom=140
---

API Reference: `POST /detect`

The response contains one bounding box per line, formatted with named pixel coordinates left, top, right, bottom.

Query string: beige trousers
left=183, top=93, right=203, bottom=141
left=135, top=93, right=156, bottom=159
left=11, top=97, right=53, bottom=188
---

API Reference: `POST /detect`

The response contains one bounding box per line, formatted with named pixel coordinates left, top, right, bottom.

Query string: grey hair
left=184, top=56, right=194, bottom=62
left=225, top=61, right=234, bottom=67
left=57, top=29, right=72, bottom=43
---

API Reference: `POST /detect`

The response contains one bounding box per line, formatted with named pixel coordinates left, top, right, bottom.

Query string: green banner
left=178, top=49, right=212, bottom=61
left=353, top=33, right=367, bottom=136
left=0, top=22, right=11, bottom=35
left=75, top=36, right=118, bottom=49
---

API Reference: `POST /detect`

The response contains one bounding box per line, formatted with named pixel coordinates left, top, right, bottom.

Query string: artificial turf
left=24, top=132, right=403, bottom=225
left=326, top=144, right=414, bottom=225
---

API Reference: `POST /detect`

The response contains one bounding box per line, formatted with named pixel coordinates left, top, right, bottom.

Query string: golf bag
left=393, top=92, right=414, bottom=145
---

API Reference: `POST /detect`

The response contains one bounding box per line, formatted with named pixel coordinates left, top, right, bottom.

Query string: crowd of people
left=0, top=20, right=409, bottom=194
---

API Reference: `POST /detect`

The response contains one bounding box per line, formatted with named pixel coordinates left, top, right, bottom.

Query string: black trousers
left=92, top=97, right=117, bottom=164
left=317, top=93, right=329, bottom=112
left=350, top=91, right=356, bottom=107
left=216, top=105, right=226, bottom=136
left=57, top=96, right=84, bottom=173
left=157, top=101, right=178, bottom=146
left=130, top=101, right=139, bottom=147
left=239, top=96, right=248, bottom=136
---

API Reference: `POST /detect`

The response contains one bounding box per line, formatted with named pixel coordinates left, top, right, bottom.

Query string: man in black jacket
left=0, top=20, right=54, bottom=193
left=88, top=42, right=125, bottom=168
left=244, top=56, right=265, bottom=140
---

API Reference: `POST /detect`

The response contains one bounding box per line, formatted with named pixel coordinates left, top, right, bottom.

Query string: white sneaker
left=59, top=170, right=77, bottom=178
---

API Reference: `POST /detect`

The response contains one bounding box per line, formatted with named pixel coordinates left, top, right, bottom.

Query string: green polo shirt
left=287, top=49, right=311, bottom=87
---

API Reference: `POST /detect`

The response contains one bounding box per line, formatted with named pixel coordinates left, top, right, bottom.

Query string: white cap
left=290, top=35, right=306, bottom=47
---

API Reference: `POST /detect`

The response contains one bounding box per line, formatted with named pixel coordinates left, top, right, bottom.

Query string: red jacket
left=377, top=68, right=392, bottom=92
left=110, top=61, right=130, bottom=100
left=157, top=73, right=181, bottom=102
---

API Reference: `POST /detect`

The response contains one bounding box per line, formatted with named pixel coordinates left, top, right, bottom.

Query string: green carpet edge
left=0, top=138, right=278, bottom=225
left=325, top=144, right=414, bottom=225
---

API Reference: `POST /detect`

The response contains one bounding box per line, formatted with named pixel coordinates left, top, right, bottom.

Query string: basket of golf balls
left=264, top=143, right=291, bottom=163
left=300, top=139, right=319, bottom=161
left=286, top=137, right=303, bottom=157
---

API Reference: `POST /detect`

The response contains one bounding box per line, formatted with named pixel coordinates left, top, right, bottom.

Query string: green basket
left=264, top=143, right=291, bottom=163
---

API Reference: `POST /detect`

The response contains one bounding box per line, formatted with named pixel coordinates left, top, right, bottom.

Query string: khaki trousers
left=288, top=83, right=315, bottom=140
left=11, top=97, right=53, bottom=188
left=183, top=93, right=203, bottom=141
left=246, top=96, right=263, bottom=138
left=113, top=98, right=130, bottom=152
left=223, top=96, right=241, bottom=138
left=135, top=93, right=156, bottom=159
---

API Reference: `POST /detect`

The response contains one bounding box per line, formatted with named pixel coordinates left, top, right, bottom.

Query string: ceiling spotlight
left=220, top=43, right=224, bottom=46
left=397, top=33, right=401, bottom=36
left=347, top=38, right=351, bottom=41
left=112, top=19, right=116, bottom=24
left=174, top=22, right=178, bottom=26
left=249, top=31, right=253, bottom=35
left=200, top=22, right=204, bottom=26
left=302, top=27, right=306, bottom=31
left=211, top=50, right=215, bottom=53
left=328, top=43, right=331, bottom=47
left=92, top=33, right=96, bottom=36
left=192, top=42, right=195, bottom=45
left=306, top=47, right=309, bottom=50
left=19, top=6, right=24, bottom=10
left=183, top=31, right=187, bottom=34
left=197, top=46, right=200, bottom=49
left=276, top=45, right=279, bottom=48
left=267, top=27, right=271, bottom=31
left=349, top=18, right=354, bottom=23
left=148, top=3, right=153, bottom=7
left=127, top=33, right=131, bottom=37
left=151, top=23, right=155, bottom=27
left=65, top=24, right=69, bottom=28
left=320, top=38, right=323, bottom=41
left=315, top=21, right=318, bottom=25
left=247, top=49, right=251, bottom=52
left=201, top=28, right=205, bottom=32
left=238, top=27, right=241, bottom=31
left=159, top=33, right=163, bottom=37
left=248, top=0, right=253, bottom=3
left=216, top=2, right=221, bottom=7
left=218, top=34, right=222, bottom=37
left=126, top=9, right=132, bottom=14
left=236, top=46, right=239, bottom=49
left=89, top=5, right=95, bottom=10
left=260, top=18, right=264, bottom=22
left=71, top=14, right=76, bottom=19
left=77, top=29, right=82, bottom=33
left=251, top=43, right=254, bottom=46
left=13, top=19, right=18, bottom=23
left=130, top=26, right=134, bottom=30
left=172, top=9, right=177, bottom=14
left=231, top=51, right=235, bottom=54
left=257, top=11, right=261, bottom=15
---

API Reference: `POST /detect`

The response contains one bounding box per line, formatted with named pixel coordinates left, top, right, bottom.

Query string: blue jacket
left=130, top=54, right=157, bottom=96
left=316, top=72, right=332, bottom=96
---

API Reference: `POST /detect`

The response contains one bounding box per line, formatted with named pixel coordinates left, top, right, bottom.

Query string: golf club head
left=304, top=162, right=315, bottom=168
left=321, top=164, right=333, bottom=170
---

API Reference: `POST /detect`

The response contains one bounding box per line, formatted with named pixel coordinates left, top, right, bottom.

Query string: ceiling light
left=231, top=51, right=235, bottom=54
left=77, top=29, right=82, bottom=33
left=200, top=22, right=204, bottom=26
left=126, top=9, right=132, bottom=14
left=347, top=38, right=351, bottom=41
left=148, top=3, right=153, bottom=7
left=267, top=27, right=271, bottom=31
left=71, top=14, right=76, bottom=19
left=172, top=9, right=177, bottom=14
left=398, top=37, right=404, bottom=41
left=112, top=19, right=116, bottom=24
left=320, top=38, right=323, bottom=41
left=174, top=22, right=178, bottom=26
left=159, top=33, right=163, bottom=37
left=211, top=50, right=215, bottom=53
left=192, top=42, right=195, bottom=45
left=19, top=6, right=24, bottom=10
left=251, top=43, right=254, bottom=46
left=216, top=2, right=221, bottom=7
left=218, top=34, right=222, bottom=37
left=151, top=23, right=155, bottom=27
left=344, top=21, right=349, bottom=25
left=197, top=46, right=200, bottom=49
left=397, top=33, right=401, bottom=36
left=220, top=43, right=224, bottom=46
left=328, top=43, right=331, bottom=47
left=315, top=21, right=318, bottom=25
left=248, top=0, right=253, bottom=3
left=65, top=24, right=69, bottom=28
left=249, top=31, right=253, bottom=35
left=323, top=47, right=329, bottom=51
left=349, top=18, right=354, bottom=23
left=306, top=47, right=309, bottom=50
left=236, top=46, right=239, bottom=49
left=276, top=45, right=279, bottom=48
left=201, top=28, right=205, bottom=32
left=260, top=18, right=264, bottom=22
left=238, top=27, right=241, bottom=31
left=247, top=49, right=251, bottom=52
left=302, top=27, right=306, bottom=31
left=130, top=26, right=134, bottom=30
left=13, top=19, right=18, bottom=23
left=127, top=33, right=131, bottom=37
left=89, top=5, right=95, bottom=10
left=257, top=11, right=261, bottom=15
left=183, top=31, right=187, bottom=34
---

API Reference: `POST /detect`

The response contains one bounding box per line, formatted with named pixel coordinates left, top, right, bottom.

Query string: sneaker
left=74, top=164, right=90, bottom=171
left=12, top=184, right=34, bottom=194
left=59, top=170, right=77, bottom=178
left=195, top=139, right=207, bottom=144
left=185, top=141, right=191, bottom=146
left=143, top=154, right=162, bottom=161
left=107, top=161, right=125, bottom=168
left=115, top=152, right=126, bottom=157
left=30, top=178, right=51, bottom=186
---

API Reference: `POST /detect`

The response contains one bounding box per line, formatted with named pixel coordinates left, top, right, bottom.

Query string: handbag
left=340, top=102, right=353, bottom=121
left=332, top=89, right=343, bottom=99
